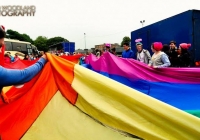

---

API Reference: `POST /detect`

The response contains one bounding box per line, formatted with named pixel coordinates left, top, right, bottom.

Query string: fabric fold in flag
left=0, top=53, right=200, bottom=140
left=73, top=64, right=200, bottom=140
left=83, top=52, right=200, bottom=117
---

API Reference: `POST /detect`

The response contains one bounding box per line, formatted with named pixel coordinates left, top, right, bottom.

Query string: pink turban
left=180, top=43, right=191, bottom=49
left=153, top=42, right=163, bottom=51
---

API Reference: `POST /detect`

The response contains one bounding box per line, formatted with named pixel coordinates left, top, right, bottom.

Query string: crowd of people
left=3, top=49, right=84, bottom=64
left=136, top=40, right=191, bottom=68
left=4, top=52, right=40, bottom=63
left=94, top=39, right=191, bottom=68
left=2, top=39, right=191, bottom=68
left=3, top=50, right=49, bottom=63
left=95, top=43, right=116, bottom=58
left=50, top=50, right=82, bottom=56
left=0, top=24, right=196, bottom=99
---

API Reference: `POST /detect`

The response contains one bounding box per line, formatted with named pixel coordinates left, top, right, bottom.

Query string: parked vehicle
left=4, top=38, right=38, bottom=59
left=49, top=42, right=75, bottom=54
left=131, top=10, right=200, bottom=66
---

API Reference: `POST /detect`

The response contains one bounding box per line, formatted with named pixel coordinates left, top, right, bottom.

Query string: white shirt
left=137, top=51, right=145, bottom=63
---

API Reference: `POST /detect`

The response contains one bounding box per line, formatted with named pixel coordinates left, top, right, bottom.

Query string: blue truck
left=49, top=41, right=75, bottom=54
left=62, top=42, right=75, bottom=53
left=131, top=9, right=200, bottom=66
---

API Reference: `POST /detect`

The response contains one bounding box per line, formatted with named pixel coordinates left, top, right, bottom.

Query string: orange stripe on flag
left=47, top=54, right=78, bottom=104
left=0, top=63, right=58, bottom=140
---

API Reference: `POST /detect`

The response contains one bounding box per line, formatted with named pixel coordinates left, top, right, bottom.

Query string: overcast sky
left=1, top=0, right=199, bottom=49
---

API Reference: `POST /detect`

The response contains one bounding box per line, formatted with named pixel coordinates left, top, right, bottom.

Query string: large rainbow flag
left=0, top=54, right=200, bottom=140
left=83, top=52, right=200, bottom=117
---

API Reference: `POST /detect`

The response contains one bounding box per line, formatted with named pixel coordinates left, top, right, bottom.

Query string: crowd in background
left=50, top=50, right=82, bottom=56
left=4, top=51, right=43, bottom=63
left=3, top=40, right=192, bottom=68
left=94, top=40, right=191, bottom=68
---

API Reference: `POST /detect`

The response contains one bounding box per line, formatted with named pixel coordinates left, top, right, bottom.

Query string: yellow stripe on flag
left=72, top=64, right=200, bottom=140
left=22, top=91, right=137, bottom=140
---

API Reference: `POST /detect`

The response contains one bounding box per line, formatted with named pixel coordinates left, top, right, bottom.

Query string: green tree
left=34, top=36, right=48, bottom=52
left=46, top=37, right=68, bottom=47
left=6, top=29, right=33, bottom=43
left=121, top=36, right=131, bottom=47
left=22, top=33, right=33, bottom=43
left=6, top=29, right=23, bottom=40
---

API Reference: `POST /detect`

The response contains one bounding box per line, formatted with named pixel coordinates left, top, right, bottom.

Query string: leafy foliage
left=34, top=36, right=48, bottom=52
left=121, top=36, right=131, bottom=47
left=46, top=37, right=69, bottom=51
left=6, top=29, right=69, bottom=52
left=6, top=29, right=33, bottom=43
left=46, top=37, right=69, bottom=49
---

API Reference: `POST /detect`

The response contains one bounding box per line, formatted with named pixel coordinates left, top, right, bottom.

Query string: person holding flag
left=0, top=25, right=47, bottom=96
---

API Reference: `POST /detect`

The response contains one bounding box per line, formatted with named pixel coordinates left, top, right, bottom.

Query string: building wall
left=75, top=43, right=124, bottom=55
left=95, top=44, right=104, bottom=51
left=95, top=43, right=120, bottom=51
